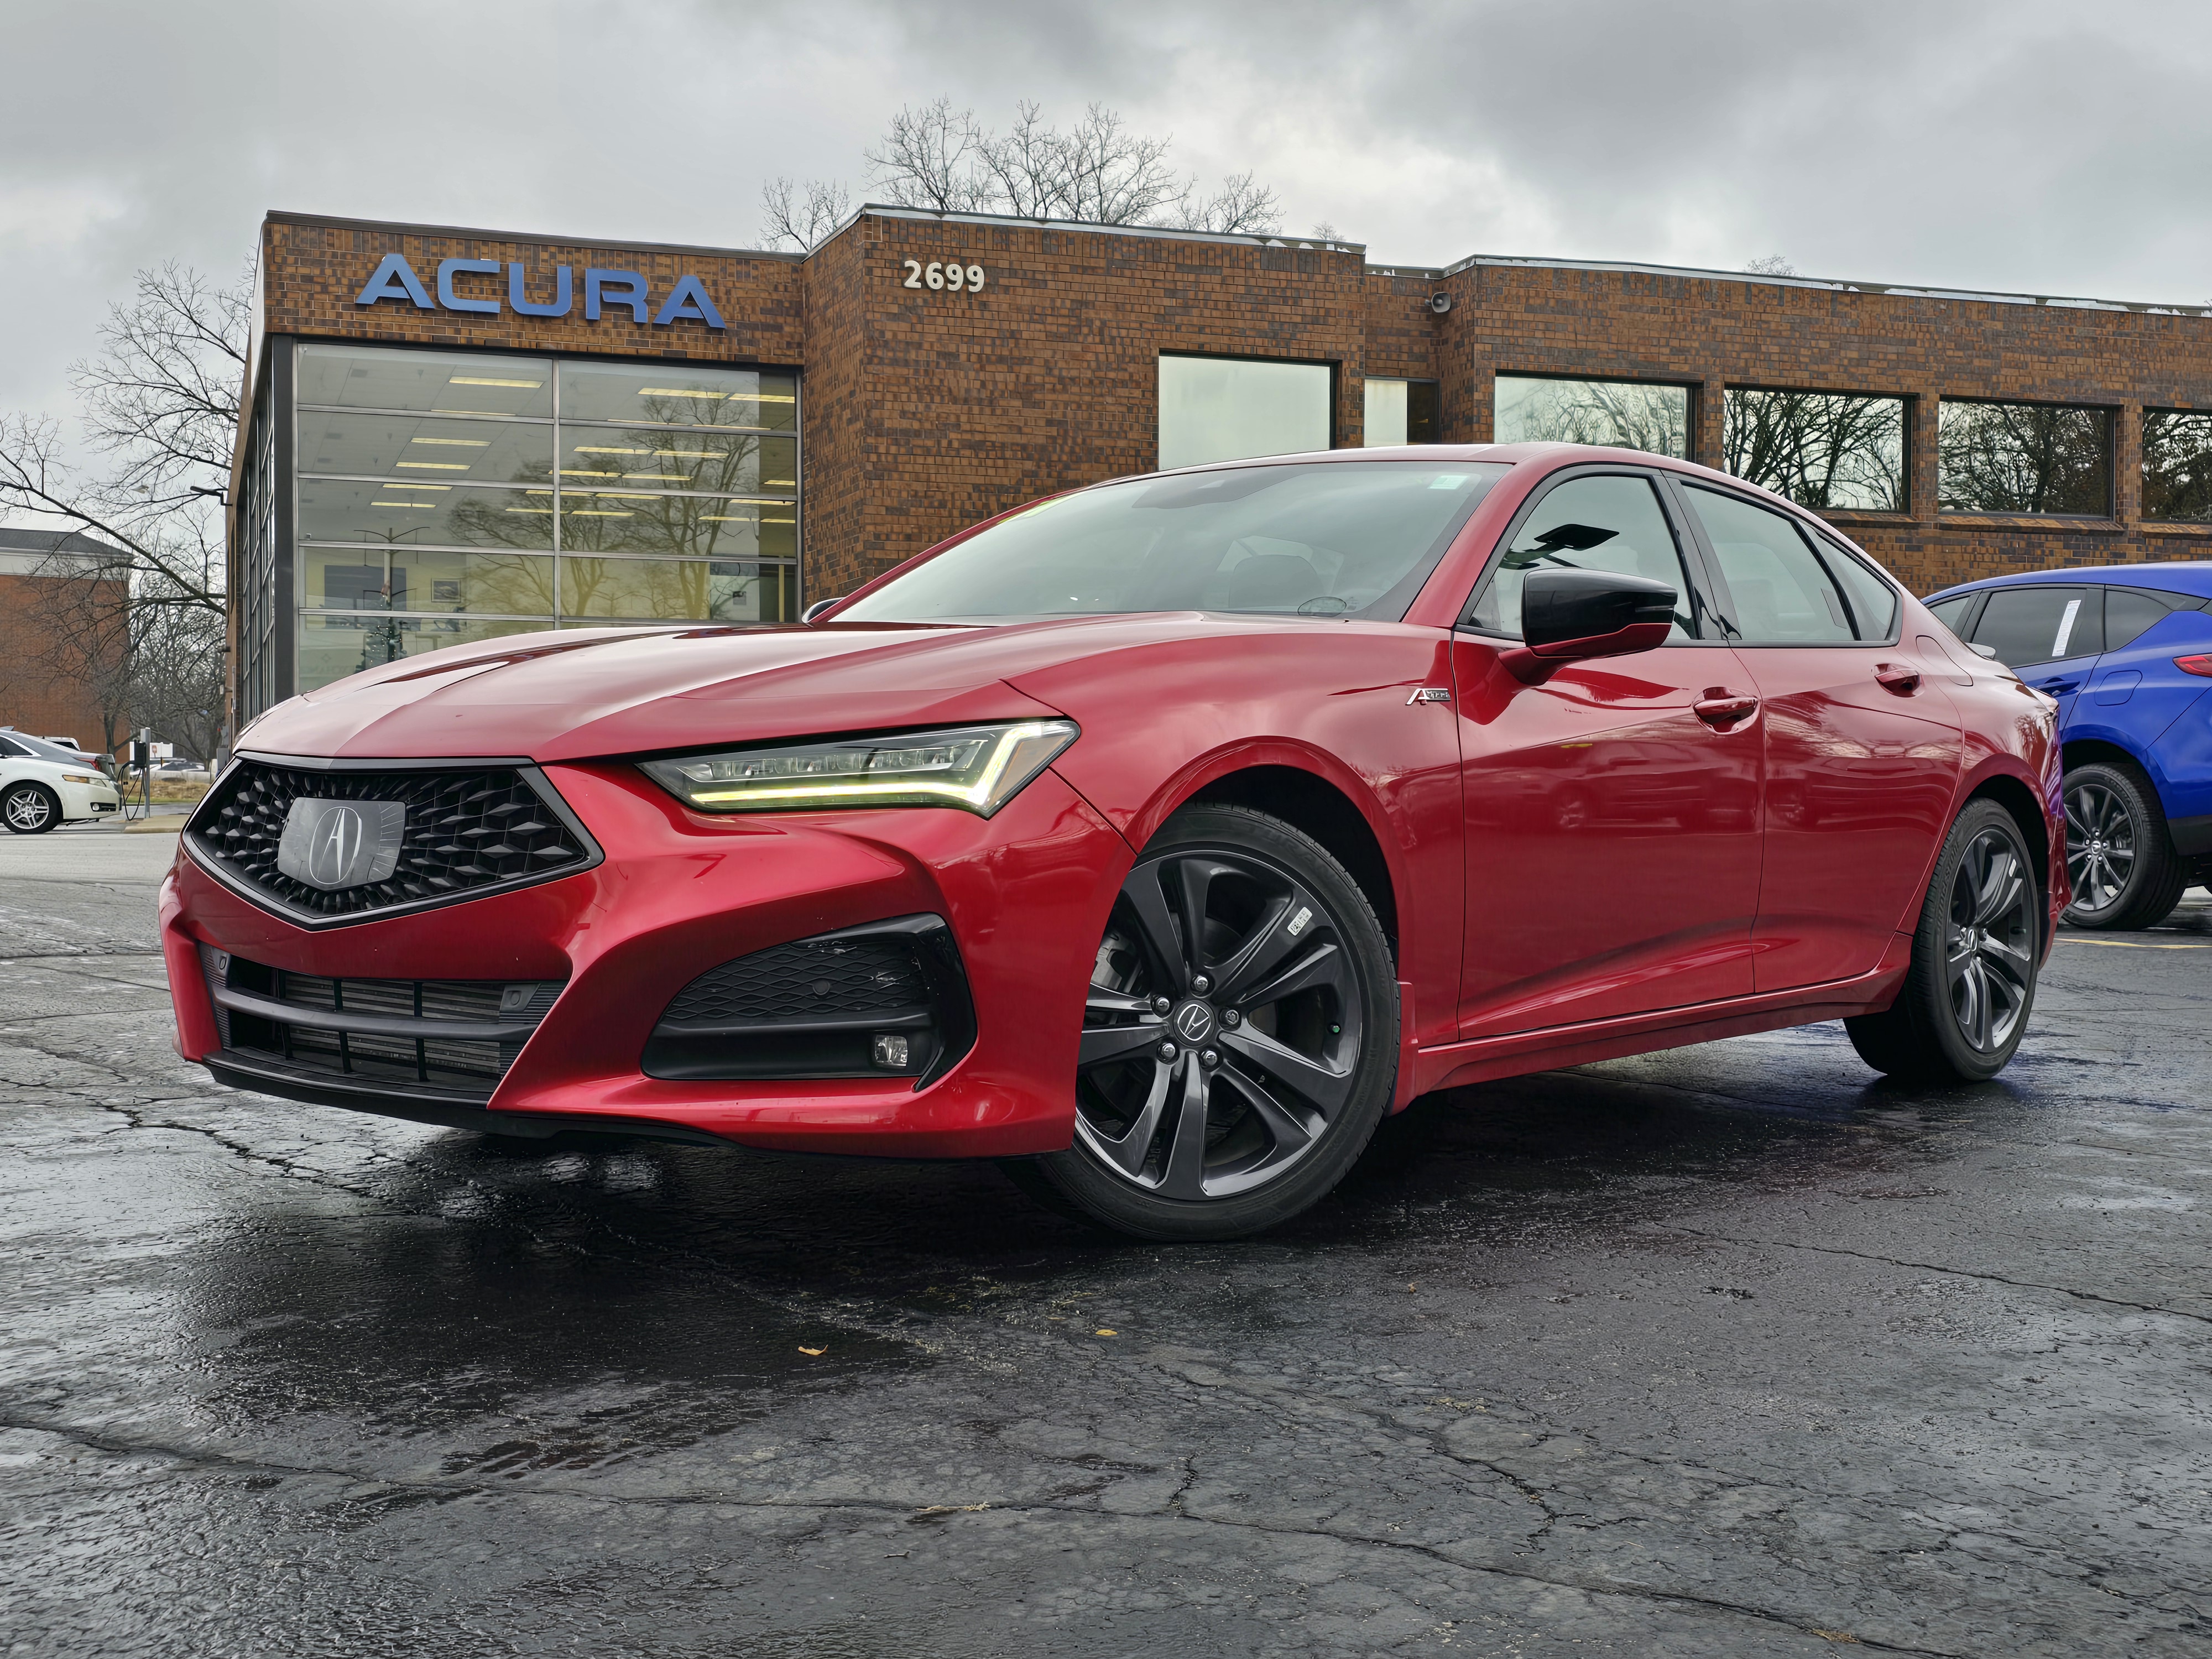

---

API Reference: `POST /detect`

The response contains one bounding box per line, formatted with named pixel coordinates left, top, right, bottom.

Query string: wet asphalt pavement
left=2, top=831, right=2208, bottom=1657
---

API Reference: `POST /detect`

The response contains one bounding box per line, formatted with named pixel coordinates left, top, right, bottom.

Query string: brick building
left=0, top=528, right=130, bottom=752
left=231, top=206, right=2212, bottom=720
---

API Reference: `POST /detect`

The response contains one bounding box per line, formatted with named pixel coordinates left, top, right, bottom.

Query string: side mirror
left=1497, top=568, right=1676, bottom=686
left=801, top=596, right=846, bottom=624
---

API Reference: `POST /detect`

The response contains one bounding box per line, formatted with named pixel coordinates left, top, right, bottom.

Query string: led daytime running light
left=641, top=721, right=1079, bottom=817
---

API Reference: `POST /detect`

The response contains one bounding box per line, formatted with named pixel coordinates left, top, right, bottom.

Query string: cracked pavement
left=2, top=831, right=2208, bottom=1656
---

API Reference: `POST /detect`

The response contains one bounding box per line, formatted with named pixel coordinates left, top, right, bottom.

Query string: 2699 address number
left=902, top=260, right=986, bottom=293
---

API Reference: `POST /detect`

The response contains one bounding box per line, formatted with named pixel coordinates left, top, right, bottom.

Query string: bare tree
left=759, top=176, right=854, bottom=253
left=1744, top=255, right=1798, bottom=276
left=832, top=100, right=1282, bottom=236
left=1938, top=402, right=2110, bottom=514
left=1724, top=389, right=1905, bottom=512
left=0, top=261, right=246, bottom=617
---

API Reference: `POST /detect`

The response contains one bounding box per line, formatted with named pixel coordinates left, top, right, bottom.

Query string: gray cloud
left=7, top=0, right=2211, bottom=444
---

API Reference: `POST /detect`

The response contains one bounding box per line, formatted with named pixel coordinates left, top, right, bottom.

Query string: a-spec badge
left=275, top=799, right=407, bottom=891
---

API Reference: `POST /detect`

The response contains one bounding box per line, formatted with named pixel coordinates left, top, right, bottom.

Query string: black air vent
left=645, top=915, right=975, bottom=1086
left=200, top=945, right=564, bottom=1102
left=186, top=758, right=599, bottom=926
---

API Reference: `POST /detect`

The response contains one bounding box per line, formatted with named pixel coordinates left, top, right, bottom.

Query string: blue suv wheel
left=2063, top=760, right=2189, bottom=929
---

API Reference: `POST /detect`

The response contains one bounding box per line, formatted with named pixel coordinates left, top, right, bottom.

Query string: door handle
left=1693, top=691, right=1759, bottom=727
left=2031, top=676, right=2079, bottom=695
left=1874, top=662, right=1923, bottom=696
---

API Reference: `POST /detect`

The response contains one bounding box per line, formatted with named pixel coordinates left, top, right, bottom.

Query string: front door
left=1672, top=481, right=1965, bottom=994
left=1965, top=583, right=2105, bottom=729
left=1451, top=469, right=1764, bottom=1039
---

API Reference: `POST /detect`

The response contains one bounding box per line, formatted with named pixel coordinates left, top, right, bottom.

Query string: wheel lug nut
left=1191, top=974, right=1212, bottom=994
left=1158, top=1041, right=1178, bottom=1062
left=1200, top=1048, right=1219, bottom=1068
left=1152, top=996, right=1171, bottom=1015
left=1221, top=1009, right=1241, bottom=1028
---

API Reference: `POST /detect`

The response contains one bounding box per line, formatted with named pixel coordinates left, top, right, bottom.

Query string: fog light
left=872, top=1033, right=911, bottom=1070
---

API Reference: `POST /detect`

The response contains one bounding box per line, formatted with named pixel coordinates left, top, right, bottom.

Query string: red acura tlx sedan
left=164, top=444, right=2065, bottom=1239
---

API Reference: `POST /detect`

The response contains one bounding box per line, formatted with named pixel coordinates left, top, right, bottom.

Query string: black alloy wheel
left=1846, top=798, right=2042, bottom=1083
left=2061, top=761, right=2187, bottom=931
left=1007, top=804, right=1397, bottom=1241
left=2, top=782, right=60, bottom=836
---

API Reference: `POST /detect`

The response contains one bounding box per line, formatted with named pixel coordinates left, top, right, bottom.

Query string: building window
left=2142, top=409, right=2212, bottom=522
left=1364, top=378, right=1439, bottom=445
left=290, top=343, right=799, bottom=693
left=1158, top=355, right=1331, bottom=471
left=1493, top=375, right=1688, bottom=458
left=1721, top=389, right=1906, bottom=512
left=1938, top=399, right=2111, bottom=515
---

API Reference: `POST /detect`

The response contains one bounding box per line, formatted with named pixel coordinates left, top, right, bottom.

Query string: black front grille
left=645, top=915, right=975, bottom=1085
left=201, top=946, right=564, bottom=1100
left=186, top=758, right=598, bottom=926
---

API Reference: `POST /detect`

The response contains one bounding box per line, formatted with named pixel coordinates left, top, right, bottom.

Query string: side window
left=1926, top=594, right=1975, bottom=635
left=1683, top=484, right=1852, bottom=643
left=1969, top=586, right=2101, bottom=666
left=2104, top=587, right=2182, bottom=653
left=1820, top=538, right=1901, bottom=640
left=1465, top=473, right=1695, bottom=640
left=0, top=737, right=25, bottom=759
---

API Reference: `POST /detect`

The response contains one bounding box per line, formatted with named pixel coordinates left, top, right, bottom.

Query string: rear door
left=1966, top=584, right=2104, bottom=726
left=1671, top=481, right=1965, bottom=994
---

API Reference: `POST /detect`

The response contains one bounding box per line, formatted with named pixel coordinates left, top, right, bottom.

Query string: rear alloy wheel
left=2062, top=761, right=2187, bottom=930
left=1009, top=804, right=1397, bottom=1241
left=1846, top=799, right=2042, bottom=1083
left=2, top=782, right=60, bottom=835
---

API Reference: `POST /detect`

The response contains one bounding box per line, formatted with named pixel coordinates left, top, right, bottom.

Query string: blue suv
left=1926, top=564, right=2212, bottom=928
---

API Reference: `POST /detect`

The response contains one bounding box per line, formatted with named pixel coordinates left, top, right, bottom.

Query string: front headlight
left=60, top=772, right=103, bottom=786
left=639, top=720, right=1080, bottom=816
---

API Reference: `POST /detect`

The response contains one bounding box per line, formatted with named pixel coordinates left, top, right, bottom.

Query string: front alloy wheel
left=1009, top=804, right=1397, bottom=1240
left=2, top=783, right=59, bottom=835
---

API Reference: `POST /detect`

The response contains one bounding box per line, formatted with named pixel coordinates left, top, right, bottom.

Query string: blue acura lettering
left=353, top=253, right=723, bottom=330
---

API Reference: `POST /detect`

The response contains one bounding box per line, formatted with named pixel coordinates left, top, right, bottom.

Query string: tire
left=1846, top=799, right=2042, bottom=1083
left=2061, top=761, right=2188, bottom=931
left=1006, top=804, right=1399, bottom=1241
left=2, top=782, right=61, bottom=835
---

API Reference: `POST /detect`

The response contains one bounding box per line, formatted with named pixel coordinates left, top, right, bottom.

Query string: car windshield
left=837, top=460, right=1511, bottom=624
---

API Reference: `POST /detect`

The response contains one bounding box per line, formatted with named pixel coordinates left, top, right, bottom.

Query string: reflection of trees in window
left=1723, top=390, right=1904, bottom=511
left=2142, top=410, right=2212, bottom=521
left=1938, top=401, right=2110, bottom=514
left=448, top=492, right=557, bottom=552
left=1493, top=377, right=1688, bottom=458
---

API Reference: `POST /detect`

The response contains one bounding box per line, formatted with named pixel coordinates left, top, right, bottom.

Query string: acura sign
left=354, top=253, right=726, bottom=330
left=276, top=799, right=407, bottom=891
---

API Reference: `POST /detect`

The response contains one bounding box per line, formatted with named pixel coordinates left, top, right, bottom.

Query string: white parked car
left=0, top=731, right=123, bottom=833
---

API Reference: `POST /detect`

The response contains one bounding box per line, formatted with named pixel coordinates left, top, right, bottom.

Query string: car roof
left=1928, top=561, right=2212, bottom=604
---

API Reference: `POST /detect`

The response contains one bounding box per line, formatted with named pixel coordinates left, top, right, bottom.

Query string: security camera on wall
left=1429, top=293, right=1452, bottom=315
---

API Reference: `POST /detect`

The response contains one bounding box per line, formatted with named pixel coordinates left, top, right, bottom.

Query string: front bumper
left=163, top=761, right=1131, bottom=1157
left=59, top=779, right=120, bottom=820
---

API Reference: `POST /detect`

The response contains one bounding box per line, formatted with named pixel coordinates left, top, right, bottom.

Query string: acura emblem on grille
left=276, top=798, right=406, bottom=890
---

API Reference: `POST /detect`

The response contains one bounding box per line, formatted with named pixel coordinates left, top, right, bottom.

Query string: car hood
left=235, top=615, right=1274, bottom=761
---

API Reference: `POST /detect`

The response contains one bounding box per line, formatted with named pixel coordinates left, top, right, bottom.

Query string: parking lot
left=1, top=827, right=2206, bottom=1657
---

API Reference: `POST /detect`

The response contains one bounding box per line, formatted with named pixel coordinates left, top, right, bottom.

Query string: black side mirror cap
left=1499, top=568, right=1676, bottom=686
left=801, top=597, right=846, bottom=624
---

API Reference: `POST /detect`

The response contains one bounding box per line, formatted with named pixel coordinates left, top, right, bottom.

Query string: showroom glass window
left=1364, top=378, right=1439, bottom=445
left=1937, top=399, right=2111, bottom=515
left=1493, top=375, right=1688, bottom=458
left=292, top=344, right=799, bottom=692
left=2142, top=409, right=2212, bottom=521
left=1721, top=389, right=1906, bottom=512
left=1158, top=355, right=1332, bottom=471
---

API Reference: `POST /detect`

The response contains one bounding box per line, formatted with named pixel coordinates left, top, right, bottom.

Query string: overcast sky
left=7, top=0, right=2212, bottom=439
